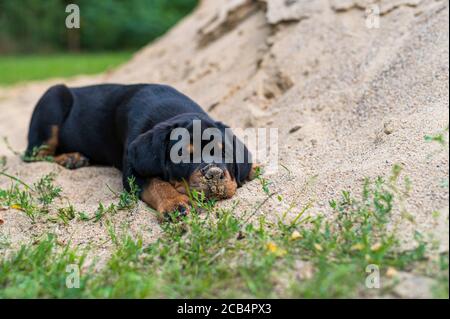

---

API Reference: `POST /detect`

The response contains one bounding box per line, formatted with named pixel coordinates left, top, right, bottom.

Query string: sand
left=0, top=0, right=449, bottom=280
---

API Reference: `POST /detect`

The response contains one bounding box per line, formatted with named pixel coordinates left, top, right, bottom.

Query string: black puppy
left=25, top=84, right=255, bottom=216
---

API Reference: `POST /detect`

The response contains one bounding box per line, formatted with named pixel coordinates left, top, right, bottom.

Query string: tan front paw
left=54, top=153, right=89, bottom=169
left=157, top=195, right=190, bottom=218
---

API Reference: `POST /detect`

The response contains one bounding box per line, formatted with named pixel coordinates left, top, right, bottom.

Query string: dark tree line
left=0, top=0, right=197, bottom=54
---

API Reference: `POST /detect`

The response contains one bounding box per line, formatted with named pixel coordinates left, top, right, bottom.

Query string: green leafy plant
left=254, top=167, right=271, bottom=195
left=424, top=126, right=449, bottom=147
left=55, top=205, right=76, bottom=225
left=117, top=177, right=140, bottom=210
left=0, top=183, right=37, bottom=221
left=94, top=203, right=118, bottom=222
left=0, top=172, right=61, bottom=221
left=0, top=235, right=88, bottom=298
left=33, top=173, right=62, bottom=206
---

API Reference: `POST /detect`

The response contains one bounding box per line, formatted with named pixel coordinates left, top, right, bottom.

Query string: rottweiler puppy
left=25, top=84, right=255, bottom=216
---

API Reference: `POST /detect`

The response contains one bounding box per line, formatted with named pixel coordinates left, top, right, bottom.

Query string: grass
left=0, top=164, right=448, bottom=298
left=0, top=52, right=133, bottom=86
left=107, top=176, right=140, bottom=211
left=33, top=173, right=62, bottom=206
left=425, top=126, right=449, bottom=147
left=0, top=172, right=62, bottom=222
left=0, top=234, right=87, bottom=298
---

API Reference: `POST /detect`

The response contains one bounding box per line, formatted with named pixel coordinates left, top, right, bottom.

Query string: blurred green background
left=0, top=0, right=198, bottom=85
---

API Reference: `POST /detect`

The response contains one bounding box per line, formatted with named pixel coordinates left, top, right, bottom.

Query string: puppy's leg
left=24, top=124, right=60, bottom=160
left=25, top=85, right=72, bottom=161
left=121, top=157, right=189, bottom=219
left=54, top=152, right=90, bottom=169
left=141, top=178, right=190, bottom=219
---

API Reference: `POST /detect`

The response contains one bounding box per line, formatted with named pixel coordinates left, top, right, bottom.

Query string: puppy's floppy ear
left=128, top=127, right=167, bottom=178
left=129, top=114, right=200, bottom=179
left=216, top=121, right=253, bottom=187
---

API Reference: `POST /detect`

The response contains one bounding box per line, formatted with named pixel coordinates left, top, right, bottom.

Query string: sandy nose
left=202, top=165, right=225, bottom=180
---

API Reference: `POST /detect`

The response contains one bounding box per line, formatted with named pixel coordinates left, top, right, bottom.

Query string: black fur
left=26, top=84, right=253, bottom=194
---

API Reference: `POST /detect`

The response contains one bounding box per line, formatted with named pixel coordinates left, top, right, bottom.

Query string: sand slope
left=0, top=0, right=449, bottom=284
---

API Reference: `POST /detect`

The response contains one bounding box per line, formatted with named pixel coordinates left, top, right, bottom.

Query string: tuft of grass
left=0, top=183, right=38, bottom=221
left=2, top=136, right=53, bottom=163
left=77, top=211, right=91, bottom=222
left=254, top=167, right=272, bottom=195
left=21, top=145, right=55, bottom=163
left=432, top=254, right=449, bottom=298
left=288, top=169, right=429, bottom=297
left=0, top=53, right=132, bottom=86
left=0, top=172, right=61, bottom=221
left=54, top=205, right=76, bottom=226
left=0, top=235, right=88, bottom=298
left=117, top=177, right=140, bottom=211
left=93, top=203, right=118, bottom=223
left=425, top=126, right=449, bottom=192
left=424, top=126, right=449, bottom=147
left=33, top=172, right=61, bottom=206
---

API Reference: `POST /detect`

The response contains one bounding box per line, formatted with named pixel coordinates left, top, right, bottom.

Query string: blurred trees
left=0, top=0, right=197, bottom=54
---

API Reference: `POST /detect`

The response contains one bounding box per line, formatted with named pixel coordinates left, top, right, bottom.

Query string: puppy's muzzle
left=201, top=164, right=225, bottom=181
left=189, top=163, right=236, bottom=200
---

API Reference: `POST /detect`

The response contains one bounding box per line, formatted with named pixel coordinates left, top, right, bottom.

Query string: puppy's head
left=128, top=113, right=254, bottom=200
